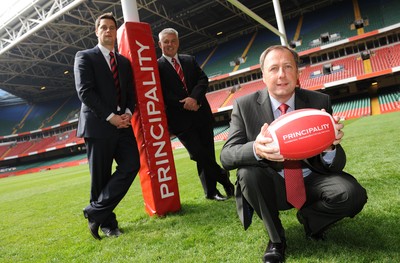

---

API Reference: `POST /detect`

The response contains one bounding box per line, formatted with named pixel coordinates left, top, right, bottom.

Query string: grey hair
left=158, top=28, right=179, bottom=41
left=259, top=45, right=299, bottom=72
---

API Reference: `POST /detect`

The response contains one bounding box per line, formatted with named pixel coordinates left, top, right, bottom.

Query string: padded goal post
left=117, top=21, right=181, bottom=216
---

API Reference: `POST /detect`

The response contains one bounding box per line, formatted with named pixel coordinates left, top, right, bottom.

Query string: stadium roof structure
left=0, top=0, right=336, bottom=104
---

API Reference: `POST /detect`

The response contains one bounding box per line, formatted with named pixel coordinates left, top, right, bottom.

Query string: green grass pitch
left=0, top=111, right=399, bottom=262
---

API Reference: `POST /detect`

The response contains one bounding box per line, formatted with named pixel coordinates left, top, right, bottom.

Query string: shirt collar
left=270, top=93, right=296, bottom=113
left=163, top=54, right=179, bottom=64
left=98, top=44, right=115, bottom=57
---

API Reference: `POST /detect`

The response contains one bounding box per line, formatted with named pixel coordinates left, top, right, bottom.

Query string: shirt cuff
left=253, top=142, right=263, bottom=161
left=106, top=113, right=115, bottom=122
left=125, top=108, right=132, bottom=116
left=321, top=148, right=336, bottom=164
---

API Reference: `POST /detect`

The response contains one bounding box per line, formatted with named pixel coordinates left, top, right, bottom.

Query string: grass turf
left=0, top=111, right=399, bottom=262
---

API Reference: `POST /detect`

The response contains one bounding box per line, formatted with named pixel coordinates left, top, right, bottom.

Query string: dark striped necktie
left=109, top=51, right=121, bottom=106
left=171, top=57, right=188, bottom=93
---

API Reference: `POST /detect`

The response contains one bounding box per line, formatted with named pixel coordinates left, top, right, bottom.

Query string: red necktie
left=171, top=57, right=188, bottom=93
left=109, top=51, right=121, bottom=106
left=279, top=103, right=306, bottom=209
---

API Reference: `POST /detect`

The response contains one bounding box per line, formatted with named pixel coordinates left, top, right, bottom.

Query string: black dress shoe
left=102, top=227, right=123, bottom=237
left=263, top=240, right=286, bottom=263
left=206, top=191, right=228, bottom=201
left=83, top=209, right=101, bottom=240
left=296, top=212, right=326, bottom=241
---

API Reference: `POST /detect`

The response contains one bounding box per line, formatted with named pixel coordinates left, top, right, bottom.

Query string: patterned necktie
left=279, top=103, right=306, bottom=209
left=109, top=51, right=121, bottom=106
left=171, top=57, right=188, bottom=93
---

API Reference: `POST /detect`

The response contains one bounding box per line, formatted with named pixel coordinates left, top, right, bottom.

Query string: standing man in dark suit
left=157, top=28, right=234, bottom=201
left=220, top=45, right=367, bottom=262
left=74, top=12, right=140, bottom=240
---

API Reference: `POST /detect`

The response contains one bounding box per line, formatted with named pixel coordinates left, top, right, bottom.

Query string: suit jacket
left=220, top=87, right=347, bottom=229
left=157, top=54, right=213, bottom=135
left=74, top=46, right=136, bottom=138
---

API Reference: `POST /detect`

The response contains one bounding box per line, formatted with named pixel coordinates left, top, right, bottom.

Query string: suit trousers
left=84, top=128, right=140, bottom=228
left=237, top=165, right=367, bottom=243
left=176, top=122, right=228, bottom=196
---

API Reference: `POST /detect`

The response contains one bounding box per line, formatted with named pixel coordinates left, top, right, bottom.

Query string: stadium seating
left=0, top=129, right=82, bottom=159
left=2, top=141, right=35, bottom=157
left=0, top=103, right=30, bottom=135
left=380, top=0, right=400, bottom=27
left=202, top=34, right=253, bottom=77
left=17, top=101, right=62, bottom=133
left=332, top=95, right=371, bottom=119
left=0, top=144, right=9, bottom=158
left=240, top=30, right=279, bottom=68
left=388, top=43, right=400, bottom=67
left=357, top=0, right=384, bottom=31
left=223, top=80, right=265, bottom=107
left=0, top=96, right=81, bottom=136
left=299, top=55, right=364, bottom=89
left=205, top=88, right=232, bottom=112
left=213, top=125, right=230, bottom=142
left=378, top=86, right=400, bottom=113
left=43, top=96, right=81, bottom=127
left=358, top=0, right=400, bottom=31
left=370, top=47, right=391, bottom=72
left=295, top=1, right=355, bottom=52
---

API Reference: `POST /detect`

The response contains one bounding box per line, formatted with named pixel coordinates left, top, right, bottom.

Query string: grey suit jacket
left=220, top=87, right=347, bottom=229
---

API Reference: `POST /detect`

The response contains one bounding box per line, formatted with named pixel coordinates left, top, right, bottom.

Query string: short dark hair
left=95, top=12, right=117, bottom=30
left=259, top=45, right=299, bottom=72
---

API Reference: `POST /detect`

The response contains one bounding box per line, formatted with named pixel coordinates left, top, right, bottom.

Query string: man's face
left=158, top=33, right=179, bottom=57
left=96, top=18, right=117, bottom=48
left=262, top=48, right=299, bottom=102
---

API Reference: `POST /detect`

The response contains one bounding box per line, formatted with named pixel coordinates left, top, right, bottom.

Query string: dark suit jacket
left=74, top=46, right=136, bottom=138
left=220, top=87, right=347, bottom=229
left=157, top=54, right=213, bottom=135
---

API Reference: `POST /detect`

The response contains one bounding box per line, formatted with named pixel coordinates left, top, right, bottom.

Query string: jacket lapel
left=177, top=55, right=187, bottom=83
left=294, top=88, right=310, bottom=110
left=94, top=46, right=111, bottom=71
left=257, top=89, right=275, bottom=124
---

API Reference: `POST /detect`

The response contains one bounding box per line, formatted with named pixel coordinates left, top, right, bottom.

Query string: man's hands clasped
left=109, top=113, right=132, bottom=129
left=180, top=97, right=200, bottom=111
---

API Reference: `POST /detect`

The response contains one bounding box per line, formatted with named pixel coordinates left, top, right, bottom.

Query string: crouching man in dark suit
left=220, top=45, right=367, bottom=262
left=74, top=12, right=140, bottom=240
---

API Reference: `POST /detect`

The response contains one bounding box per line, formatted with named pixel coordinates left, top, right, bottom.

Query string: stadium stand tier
left=378, top=85, right=400, bottom=113
left=1, top=0, right=400, bottom=176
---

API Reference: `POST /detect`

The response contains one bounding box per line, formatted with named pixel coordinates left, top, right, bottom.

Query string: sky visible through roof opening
left=0, top=0, right=34, bottom=104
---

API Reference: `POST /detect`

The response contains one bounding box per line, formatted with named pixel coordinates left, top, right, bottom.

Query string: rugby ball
left=266, top=109, right=337, bottom=159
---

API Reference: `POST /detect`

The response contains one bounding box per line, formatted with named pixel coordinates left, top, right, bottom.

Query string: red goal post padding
left=118, top=22, right=181, bottom=216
